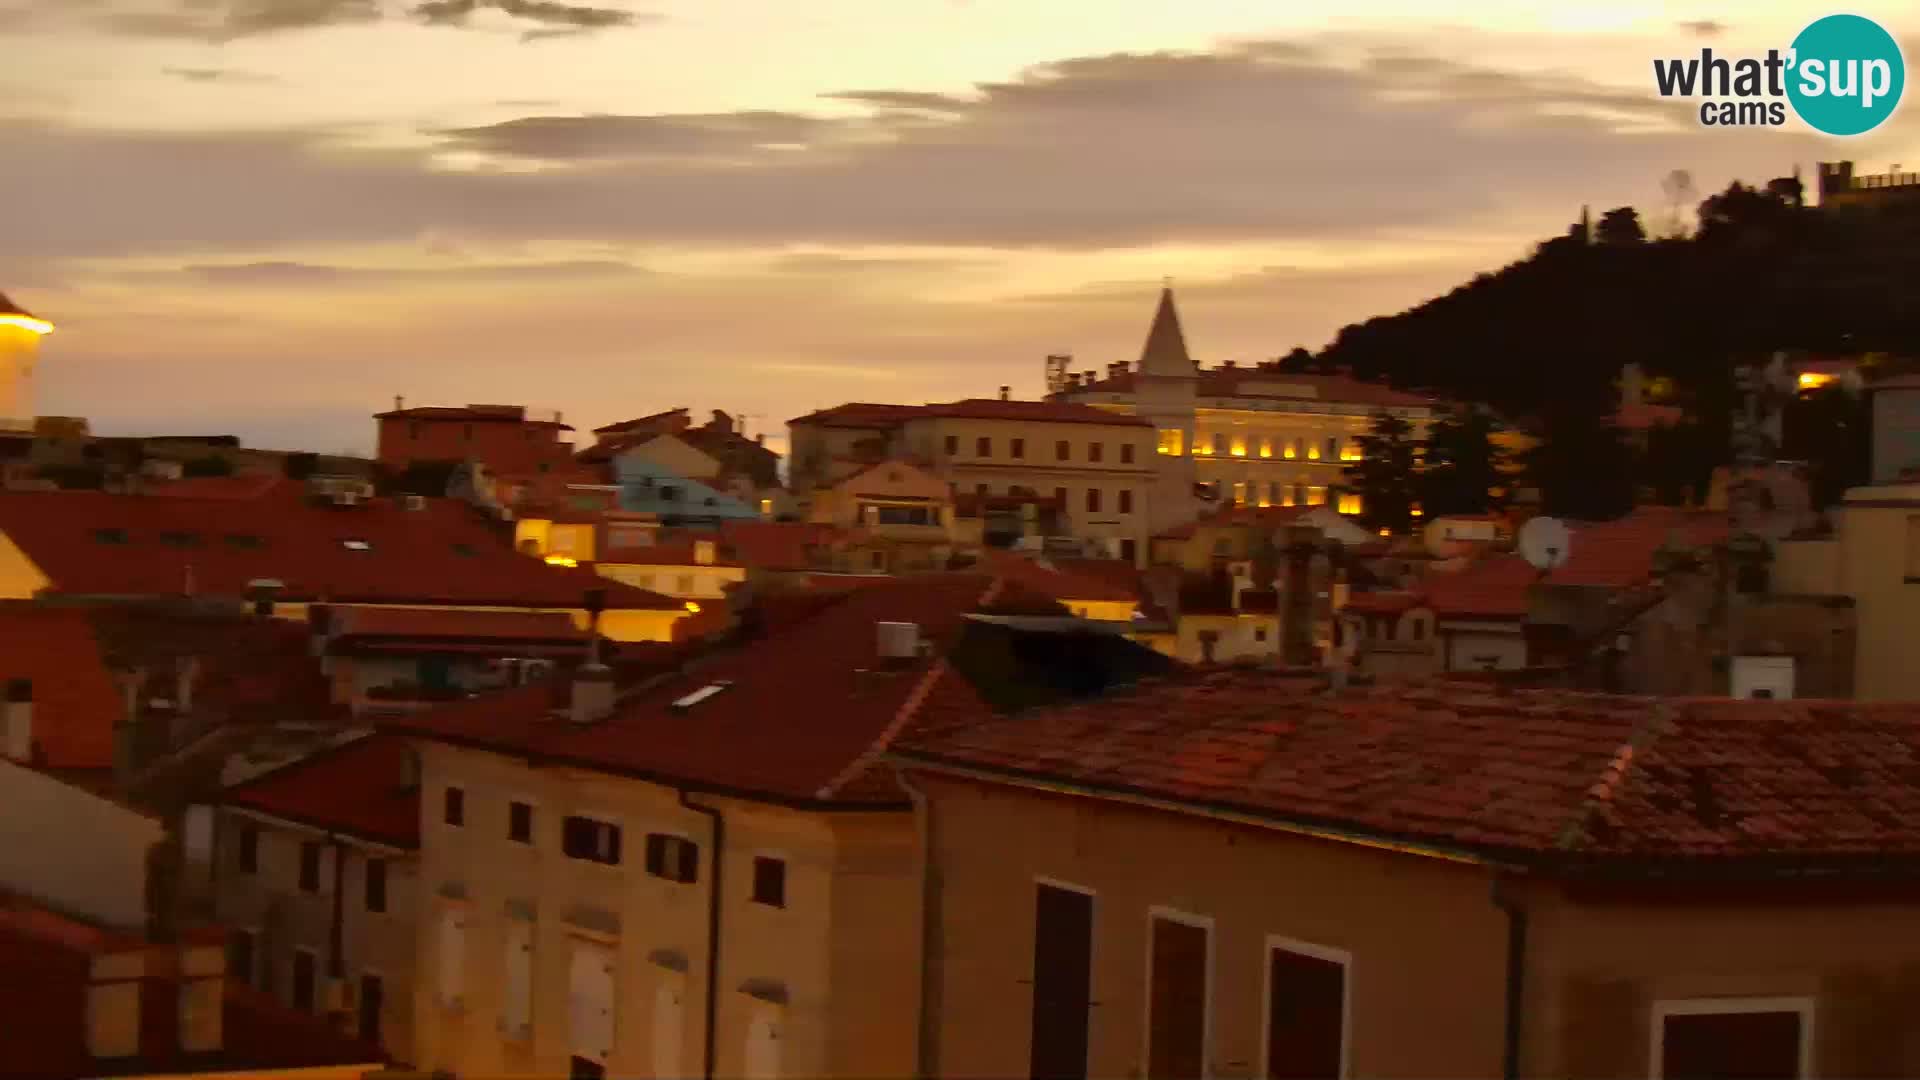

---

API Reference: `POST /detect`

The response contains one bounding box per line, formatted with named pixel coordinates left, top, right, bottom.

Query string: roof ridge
left=1553, top=701, right=1677, bottom=852
left=221, top=730, right=377, bottom=797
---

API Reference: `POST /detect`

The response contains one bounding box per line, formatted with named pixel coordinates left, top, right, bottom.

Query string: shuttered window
left=644, top=833, right=699, bottom=884
left=1028, top=884, right=1093, bottom=1080
left=1147, top=915, right=1209, bottom=1080
left=562, top=816, right=622, bottom=866
left=503, top=921, right=533, bottom=1038
left=438, top=910, right=466, bottom=1009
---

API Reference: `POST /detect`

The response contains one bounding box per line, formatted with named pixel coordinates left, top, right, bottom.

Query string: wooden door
left=1265, top=946, right=1344, bottom=1079
left=1147, top=916, right=1208, bottom=1079
left=1661, top=1009, right=1803, bottom=1079
left=1028, top=884, right=1094, bottom=1080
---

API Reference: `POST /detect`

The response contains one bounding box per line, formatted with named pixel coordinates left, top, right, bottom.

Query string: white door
left=745, top=1012, right=782, bottom=1079
left=569, top=942, right=615, bottom=1063
left=502, top=922, right=532, bottom=1037
left=651, top=978, right=684, bottom=1078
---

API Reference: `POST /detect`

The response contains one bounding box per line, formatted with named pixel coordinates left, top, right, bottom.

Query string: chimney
left=998, top=386, right=1011, bottom=401
left=709, top=410, right=734, bottom=434
left=755, top=433, right=766, bottom=446
left=392, top=395, right=404, bottom=412
left=244, top=579, right=283, bottom=618
left=570, top=588, right=615, bottom=725
left=3, top=678, right=30, bottom=762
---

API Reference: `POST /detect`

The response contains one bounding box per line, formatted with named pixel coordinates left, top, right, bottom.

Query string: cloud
left=1677, top=19, right=1726, bottom=38
left=163, top=67, right=283, bottom=85
left=165, top=257, right=651, bottom=285
left=410, top=0, right=650, bottom=38
left=99, top=0, right=381, bottom=41
left=0, top=37, right=1842, bottom=263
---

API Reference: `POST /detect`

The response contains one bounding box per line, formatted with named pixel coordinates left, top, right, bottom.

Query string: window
left=1212, top=433, right=1227, bottom=456
left=1409, top=617, right=1427, bottom=642
left=1118, top=490, right=1133, bottom=515
left=1088, top=442, right=1104, bottom=463
left=1054, top=487, right=1068, bottom=504
left=298, top=841, right=322, bottom=893
left=1337, top=492, right=1362, bottom=515
left=462, top=424, right=474, bottom=441
left=1147, top=913, right=1210, bottom=1080
left=365, top=857, right=387, bottom=913
left=509, top=802, right=534, bottom=844
left=443, top=787, right=465, bottom=827
left=644, top=833, right=699, bottom=883
left=1056, top=440, right=1071, bottom=460
left=676, top=575, right=694, bottom=594
left=1120, top=539, right=1137, bottom=563
left=340, top=539, right=372, bottom=552
left=870, top=550, right=886, bottom=571
left=292, top=949, right=317, bottom=1012
left=228, top=930, right=256, bottom=988
left=1326, top=436, right=1340, bottom=460
left=571, top=1058, right=607, bottom=1080
left=1254, top=625, right=1269, bottom=643
left=1085, top=489, right=1102, bottom=514
left=237, top=824, right=258, bottom=874
left=1306, top=486, right=1326, bottom=507
left=1264, top=940, right=1349, bottom=1080
left=224, top=533, right=265, bottom=549
left=438, top=910, right=465, bottom=1009
left=1259, top=438, right=1274, bottom=459
left=158, top=530, right=201, bottom=548
left=1654, top=999, right=1810, bottom=1079
left=1157, top=429, right=1184, bottom=456
left=359, top=973, right=385, bottom=1045
left=1286, top=438, right=1301, bottom=459
left=93, top=528, right=129, bottom=545
left=1116, top=442, right=1134, bottom=465
left=1029, top=883, right=1093, bottom=1080
left=1012, top=438, right=1026, bottom=459
left=874, top=505, right=934, bottom=526
left=751, top=856, right=787, bottom=908
left=1267, top=482, right=1281, bottom=507
left=1230, top=436, right=1248, bottom=457
left=944, top=435, right=958, bottom=455
left=562, top=816, right=622, bottom=866
left=1233, top=481, right=1249, bottom=507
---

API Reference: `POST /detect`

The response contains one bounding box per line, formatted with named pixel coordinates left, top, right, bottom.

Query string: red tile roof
left=717, top=520, right=847, bottom=572
left=788, top=399, right=1149, bottom=429
left=1420, top=508, right=1732, bottom=620
left=222, top=734, right=420, bottom=848
left=1063, top=368, right=1436, bottom=410
left=0, top=606, right=120, bottom=771
left=896, top=671, right=1920, bottom=871
left=0, top=483, right=680, bottom=610
left=330, top=605, right=586, bottom=643
left=385, top=574, right=1010, bottom=805
left=976, top=550, right=1140, bottom=604
left=593, top=408, right=690, bottom=435
left=1339, top=590, right=1425, bottom=616
left=145, top=473, right=285, bottom=500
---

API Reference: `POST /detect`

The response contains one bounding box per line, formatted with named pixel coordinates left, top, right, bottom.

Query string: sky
left=5, top=0, right=1919, bottom=457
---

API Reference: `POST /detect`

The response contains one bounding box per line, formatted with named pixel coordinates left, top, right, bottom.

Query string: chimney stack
left=393, top=395, right=404, bottom=411
left=998, top=385, right=1011, bottom=401
left=571, top=588, right=615, bottom=724
left=3, top=678, right=30, bottom=762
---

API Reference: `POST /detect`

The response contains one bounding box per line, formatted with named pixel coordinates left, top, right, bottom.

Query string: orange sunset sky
left=4, top=0, right=1918, bottom=456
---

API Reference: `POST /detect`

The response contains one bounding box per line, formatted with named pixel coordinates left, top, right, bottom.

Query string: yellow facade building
left=1771, top=480, right=1920, bottom=700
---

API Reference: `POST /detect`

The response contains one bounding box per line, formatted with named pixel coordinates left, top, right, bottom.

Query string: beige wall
left=1175, top=612, right=1280, bottom=664
left=917, top=772, right=1920, bottom=1080
left=1827, top=491, right=1920, bottom=700
left=598, top=561, right=745, bottom=601
left=411, top=742, right=919, bottom=1079
left=213, top=809, right=420, bottom=1062
left=0, top=758, right=164, bottom=930
left=1439, top=621, right=1528, bottom=671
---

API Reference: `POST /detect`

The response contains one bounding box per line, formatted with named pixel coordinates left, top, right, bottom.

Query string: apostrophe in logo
left=1651, top=14, right=1904, bottom=135
left=1786, top=14, right=1904, bottom=136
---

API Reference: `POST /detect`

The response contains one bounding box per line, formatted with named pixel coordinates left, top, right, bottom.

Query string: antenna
left=1518, top=517, right=1573, bottom=573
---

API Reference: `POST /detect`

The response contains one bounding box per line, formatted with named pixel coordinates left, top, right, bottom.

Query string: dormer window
left=340, top=539, right=372, bottom=551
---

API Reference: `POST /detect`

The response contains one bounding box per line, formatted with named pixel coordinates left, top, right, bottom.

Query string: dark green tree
left=1342, top=410, right=1420, bottom=533
left=1783, top=383, right=1871, bottom=507
left=181, top=454, right=234, bottom=478
left=1595, top=206, right=1646, bottom=246
left=1525, top=404, right=1636, bottom=520
left=1276, top=346, right=1316, bottom=371
left=1418, top=405, right=1509, bottom=516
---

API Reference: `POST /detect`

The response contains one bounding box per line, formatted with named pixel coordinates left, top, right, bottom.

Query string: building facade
left=0, top=292, right=52, bottom=435
left=374, top=402, right=576, bottom=475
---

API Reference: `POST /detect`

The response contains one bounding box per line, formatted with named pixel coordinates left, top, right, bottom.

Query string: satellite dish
left=1518, top=516, right=1573, bottom=571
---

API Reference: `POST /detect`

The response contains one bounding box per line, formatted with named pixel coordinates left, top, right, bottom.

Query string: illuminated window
left=1256, top=486, right=1272, bottom=508
left=1282, top=487, right=1297, bottom=507
left=1337, top=492, right=1362, bottom=515
left=1306, top=486, right=1326, bottom=506
left=1230, top=436, right=1248, bottom=458
left=1267, top=481, right=1281, bottom=506
left=1307, top=440, right=1322, bottom=460
left=1284, top=438, right=1299, bottom=460
left=1233, top=481, right=1248, bottom=506
left=1157, top=429, right=1183, bottom=455
left=759, top=498, right=773, bottom=515
left=1258, top=438, right=1273, bottom=459
left=1192, top=434, right=1211, bottom=456
left=1341, top=443, right=1363, bottom=462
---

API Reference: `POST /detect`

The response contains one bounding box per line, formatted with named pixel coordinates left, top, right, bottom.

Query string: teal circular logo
left=1787, top=14, right=1904, bottom=136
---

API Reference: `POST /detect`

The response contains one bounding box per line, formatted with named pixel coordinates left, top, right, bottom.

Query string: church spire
left=1138, top=286, right=1195, bottom=376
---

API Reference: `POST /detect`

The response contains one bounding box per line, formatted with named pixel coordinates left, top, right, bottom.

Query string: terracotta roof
left=1065, top=368, right=1435, bottom=409
left=789, top=400, right=1149, bottom=429
left=1340, top=590, right=1425, bottom=616
left=144, top=474, right=284, bottom=500
left=385, top=574, right=1010, bottom=805
left=222, top=734, right=420, bottom=848
left=0, top=895, right=385, bottom=1078
left=0, top=483, right=681, bottom=610
left=717, top=520, right=847, bottom=572
left=374, top=404, right=571, bottom=429
left=1421, top=508, right=1732, bottom=620
left=330, top=606, right=586, bottom=643
left=593, top=408, right=689, bottom=435
left=0, top=607, right=121, bottom=771
left=977, top=550, right=1140, bottom=605
left=895, top=671, right=1920, bottom=871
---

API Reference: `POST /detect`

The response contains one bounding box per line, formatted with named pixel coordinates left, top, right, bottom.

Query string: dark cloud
left=170, top=258, right=649, bottom=284
left=100, top=0, right=380, bottom=41
left=163, top=67, right=282, bottom=84
left=1678, top=20, right=1726, bottom=38
left=411, top=0, right=649, bottom=38
left=0, top=39, right=1842, bottom=261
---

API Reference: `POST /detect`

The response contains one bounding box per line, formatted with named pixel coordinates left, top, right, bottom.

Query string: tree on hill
left=1595, top=206, right=1646, bottom=246
left=1526, top=402, right=1636, bottom=520
left=1418, top=405, right=1509, bottom=516
left=1342, top=411, right=1420, bottom=533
